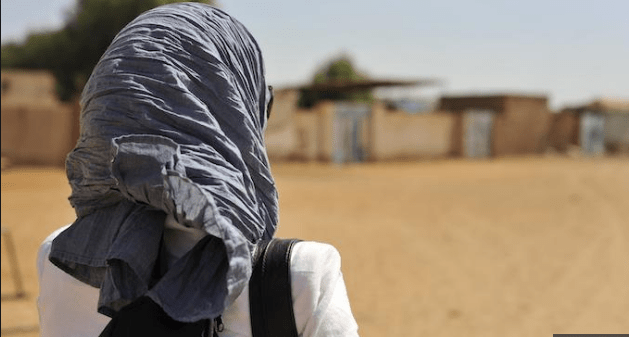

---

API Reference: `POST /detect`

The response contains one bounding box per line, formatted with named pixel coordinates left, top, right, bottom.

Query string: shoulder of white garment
left=37, top=226, right=357, bottom=337
left=290, top=241, right=342, bottom=273
left=290, top=241, right=360, bottom=336
left=37, top=225, right=71, bottom=279
left=38, top=225, right=111, bottom=337
left=217, top=241, right=346, bottom=337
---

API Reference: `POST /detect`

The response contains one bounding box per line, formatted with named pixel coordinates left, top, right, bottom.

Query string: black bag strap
left=249, top=238, right=301, bottom=337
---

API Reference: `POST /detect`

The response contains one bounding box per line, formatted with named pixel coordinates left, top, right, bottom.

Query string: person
left=37, top=3, right=359, bottom=336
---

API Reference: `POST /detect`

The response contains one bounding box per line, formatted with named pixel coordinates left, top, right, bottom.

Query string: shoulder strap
left=249, top=238, right=301, bottom=337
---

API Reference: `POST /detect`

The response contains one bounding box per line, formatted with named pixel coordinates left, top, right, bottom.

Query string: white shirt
left=37, top=224, right=359, bottom=337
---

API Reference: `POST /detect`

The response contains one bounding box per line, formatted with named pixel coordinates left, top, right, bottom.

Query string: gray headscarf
left=49, top=3, right=277, bottom=322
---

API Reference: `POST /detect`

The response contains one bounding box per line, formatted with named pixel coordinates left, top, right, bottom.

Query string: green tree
left=1, top=0, right=215, bottom=101
left=298, top=55, right=373, bottom=108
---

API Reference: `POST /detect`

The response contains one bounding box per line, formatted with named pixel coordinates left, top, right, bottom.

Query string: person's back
left=38, top=223, right=359, bottom=336
left=37, top=3, right=359, bottom=336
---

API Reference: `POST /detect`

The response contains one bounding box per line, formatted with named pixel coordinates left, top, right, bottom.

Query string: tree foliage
left=298, top=55, right=373, bottom=108
left=1, top=0, right=215, bottom=101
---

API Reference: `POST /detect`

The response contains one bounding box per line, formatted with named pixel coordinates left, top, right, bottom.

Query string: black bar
left=554, top=335, right=629, bottom=337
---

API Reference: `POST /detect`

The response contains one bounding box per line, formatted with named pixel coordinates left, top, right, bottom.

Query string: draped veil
left=50, top=3, right=277, bottom=322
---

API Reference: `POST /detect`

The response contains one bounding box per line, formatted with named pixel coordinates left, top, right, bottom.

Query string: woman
left=38, top=3, right=358, bottom=336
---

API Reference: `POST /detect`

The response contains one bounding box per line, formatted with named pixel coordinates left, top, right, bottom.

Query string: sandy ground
left=2, top=156, right=628, bottom=336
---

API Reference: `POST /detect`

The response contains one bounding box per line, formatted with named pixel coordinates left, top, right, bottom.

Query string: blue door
left=333, top=103, right=370, bottom=163
left=580, top=111, right=605, bottom=155
left=463, top=109, right=494, bottom=158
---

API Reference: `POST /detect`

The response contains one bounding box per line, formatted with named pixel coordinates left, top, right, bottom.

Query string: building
left=1, top=70, right=78, bottom=166
left=265, top=92, right=561, bottom=162
left=439, top=95, right=552, bottom=158
left=550, top=98, right=629, bottom=155
left=5, top=69, right=620, bottom=166
left=264, top=80, right=455, bottom=163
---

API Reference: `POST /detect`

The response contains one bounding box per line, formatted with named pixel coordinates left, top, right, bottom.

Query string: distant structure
left=265, top=79, right=456, bottom=163
left=549, top=98, right=629, bottom=155
left=439, top=95, right=551, bottom=158
left=2, top=69, right=625, bottom=166
left=265, top=86, right=560, bottom=162
left=1, top=70, right=78, bottom=166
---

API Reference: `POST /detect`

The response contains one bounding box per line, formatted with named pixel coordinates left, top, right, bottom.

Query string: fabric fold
left=50, top=3, right=277, bottom=322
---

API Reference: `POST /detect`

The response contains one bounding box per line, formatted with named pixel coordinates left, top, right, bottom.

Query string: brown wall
left=440, top=96, right=506, bottom=113
left=1, top=70, right=78, bottom=166
left=313, top=102, right=335, bottom=161
left=264, top=89, right=298, bottom=161
left=547, top=111, right=579, bottom=152
left=264, top=122, right=297, bottom=160
left=265, top=99, right=335, bottom=161
left=292, top=111, right=320, bottom=161
left=495, top=96, right=552, bottom=155
left=604, top=114, right=629, bottom=152
left=440, top=95, right=552, bottom=156
left=1, top=105, right=75, bottom=166
left=1, top=70, right=60, bottom=107
left=369, top=103, right=455, bottom=160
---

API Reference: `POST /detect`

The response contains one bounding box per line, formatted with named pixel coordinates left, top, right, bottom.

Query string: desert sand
left=2, top=156, right=628, bottom=336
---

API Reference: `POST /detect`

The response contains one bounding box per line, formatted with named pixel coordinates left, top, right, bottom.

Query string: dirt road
left=2, top=156, right=628, bottom=336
